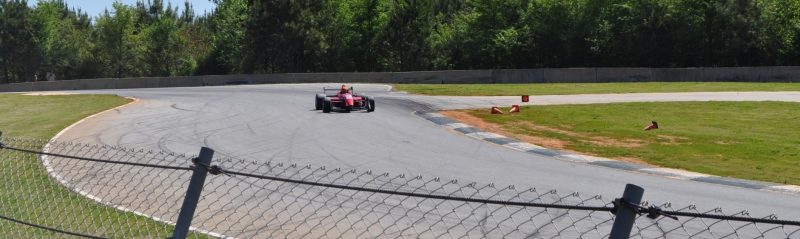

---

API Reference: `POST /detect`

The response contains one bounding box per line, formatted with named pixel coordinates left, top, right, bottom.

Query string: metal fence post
left=171, top=147, right=214, bottom=239
left=609, top=184, right=644, bottom=239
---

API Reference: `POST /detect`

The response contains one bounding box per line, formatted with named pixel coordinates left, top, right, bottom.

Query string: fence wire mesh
left=0, top=136, right=798, bottom=238
left=0, top=137, right=193, bottom=238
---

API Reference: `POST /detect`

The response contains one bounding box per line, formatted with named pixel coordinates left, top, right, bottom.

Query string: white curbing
left=504, top=142, right=548, bottom=151
left=42, top=97, right=235, bottom=239
left=420, top=112, right=445, bottom=118
left=557, top=154, right=615, bottom=163
left=637, top=167, right=712, bottom=180
left=465, top=132, right=506, bottom=140
left=444, top=123, right=472, bottom=130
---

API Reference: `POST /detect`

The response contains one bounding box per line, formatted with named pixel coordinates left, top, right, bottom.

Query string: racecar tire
left=367, top=98, right=375, bottom=112
left=361, top=96, right=369, bottom=110
left=323, top=98, right=332, bottom=113
left=315, top=94, right=324, bottom=110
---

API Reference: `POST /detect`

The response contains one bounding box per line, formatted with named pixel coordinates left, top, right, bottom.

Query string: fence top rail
left=1, top=134, right=799, bottom=231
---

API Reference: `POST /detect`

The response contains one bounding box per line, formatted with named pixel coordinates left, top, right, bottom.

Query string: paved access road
left=56, top=84, right=800, bottom=221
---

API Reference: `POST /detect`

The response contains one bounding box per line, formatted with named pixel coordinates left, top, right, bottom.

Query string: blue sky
left=29, top=0, right=217, bottom=17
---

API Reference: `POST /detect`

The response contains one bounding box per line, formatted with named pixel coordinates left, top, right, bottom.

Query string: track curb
left=414, top=111, right=800, bottom=195
left=41, top=96, right=233, bottom=239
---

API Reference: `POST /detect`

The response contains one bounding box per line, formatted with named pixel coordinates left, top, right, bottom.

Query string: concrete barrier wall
left=651, top=68, right=703, bottom=82
left=390, top=70, right=493, bottom=84
left=702, top=67, right=769, bottom=82
left=1, top=66, right=799, bottom=92
left=769, top=66, right=800, bottom=82
left=543, top=68, right=596, bottom=83
left=492, top=69, right=545, bottom=83
left=596, top=68, right=652, bottom=82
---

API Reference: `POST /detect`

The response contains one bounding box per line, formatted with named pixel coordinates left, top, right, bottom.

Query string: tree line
left=2, top=0, right=800, bottom=83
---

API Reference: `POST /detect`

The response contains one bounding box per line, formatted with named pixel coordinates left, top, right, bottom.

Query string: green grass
left=0, top=94, right=130, bottom=138
left=395, top=82, right=800, bottom=96
left=0, top=94, right=201, bottom=237
left=462, top=101, right=800, bottom=185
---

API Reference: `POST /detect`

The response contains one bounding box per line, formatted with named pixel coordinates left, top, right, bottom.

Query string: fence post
left=609, top=184, right=644, bottom=239
left=171, top=147, right=215, bottom=239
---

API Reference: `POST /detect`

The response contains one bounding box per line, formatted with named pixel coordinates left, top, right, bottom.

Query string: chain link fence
left=0, top=135, right=798, bottom=238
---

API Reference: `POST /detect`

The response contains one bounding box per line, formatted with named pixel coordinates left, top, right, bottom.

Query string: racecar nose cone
left=344, top=94, right=354, bottom=106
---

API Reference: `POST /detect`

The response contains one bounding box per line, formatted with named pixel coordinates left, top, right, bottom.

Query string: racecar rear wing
left=322, top=86, right=355, bottom=96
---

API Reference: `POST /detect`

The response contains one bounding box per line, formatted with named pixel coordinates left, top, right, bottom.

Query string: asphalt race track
left=52, top=84, right=800, bottom=225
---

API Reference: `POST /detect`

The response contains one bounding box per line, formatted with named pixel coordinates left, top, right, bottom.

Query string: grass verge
left=0, top=94, right=195, bottom=237
left=395, top=82, right=800, bottom=96
left=0, top=94, right=130, bottom=138
left=451, top=101, right=800, bottom=185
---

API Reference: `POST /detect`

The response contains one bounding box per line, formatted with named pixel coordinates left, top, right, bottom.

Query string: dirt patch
left=441, top=111, right=570, bottom=149
left=440, top=110, right=651, bottom=165
left=714, top=140, right=740, bottom=145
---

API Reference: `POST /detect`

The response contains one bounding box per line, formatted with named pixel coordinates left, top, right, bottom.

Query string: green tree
left=586, top=0, right=676, bottom=66
left=377, top=0, right=435, bottom=71
left=142, top=1, right=193, bottom=76
left=242, top=0, right=328, bottom=73
left=321, top=0, right=383, bottom=71
left=182, top=15, right=211, bottom=76
left=0, top=0, right=41, bottom=83
left=754, top=0, right=800, bottom=65
left=430, top=0, right=534, bottom=69
left=4, top=0, right=800, bottom=83
left=201, top=0, right=247, bottom=74
left=669, top=0, right=763, bottom=66
left=33, top=0, right=95, bottom=80
left=94, top=3, right=146, bottom=77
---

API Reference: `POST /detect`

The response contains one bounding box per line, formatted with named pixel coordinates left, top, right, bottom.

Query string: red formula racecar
left=315, top=86, right=375, bottom=113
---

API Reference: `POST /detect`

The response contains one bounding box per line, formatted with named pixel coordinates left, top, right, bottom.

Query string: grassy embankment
left=450, top=101, right=800, bottom=185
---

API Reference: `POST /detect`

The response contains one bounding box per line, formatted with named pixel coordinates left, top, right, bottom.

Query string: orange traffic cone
left=521, top=95, right=529, bottom=102
left=491, top=107, right=504, bottom=114
left=644, top=121, right=659, bottom=131
left=509, top=105, right=520, bottom=113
